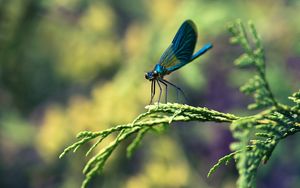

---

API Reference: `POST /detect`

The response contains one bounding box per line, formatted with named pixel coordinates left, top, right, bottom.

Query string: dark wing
left=159, top=20, right=197, bottom=72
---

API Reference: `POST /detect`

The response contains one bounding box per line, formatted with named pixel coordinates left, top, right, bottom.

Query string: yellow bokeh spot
left=80, top=3, right=115, bottom=33
left=147, top=0, right=181, bottom=22
left=36, top=105, right=69, bottom=161
left=125, top=137, right=189, bottom=188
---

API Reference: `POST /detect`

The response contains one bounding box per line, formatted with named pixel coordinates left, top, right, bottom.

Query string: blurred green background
left=0, top=0, right=299, bottom=187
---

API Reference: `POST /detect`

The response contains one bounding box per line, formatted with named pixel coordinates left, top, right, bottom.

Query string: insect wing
left=159, top=20, right=197, bottom=71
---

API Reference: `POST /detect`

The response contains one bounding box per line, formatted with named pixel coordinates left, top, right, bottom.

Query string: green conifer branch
left=228, top=20, right=278, bottom=110
left=221, top=20, right=300, bottom=188
left=60, top=103, right=239, bottom=188
left=207, top=150, right=241, bottom=178
left=60, top=20, right=300, bottom=188
left=126, top=126, right=150, bottom=158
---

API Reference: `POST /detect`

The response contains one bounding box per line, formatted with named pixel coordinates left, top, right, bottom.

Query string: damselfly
left=145, top=20, right=212, bottom=104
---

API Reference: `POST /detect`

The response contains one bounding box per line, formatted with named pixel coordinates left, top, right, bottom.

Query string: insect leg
left=149, top=81, right=156, bottom=105
left=158, top=79, right=168, bottom=103
left=156, top=80, right=162, bottom=105
left=162, top=79, right=188, bottom=102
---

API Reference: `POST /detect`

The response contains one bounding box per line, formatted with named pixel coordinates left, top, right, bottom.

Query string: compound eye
left=145, top=73, right=148, bottom=79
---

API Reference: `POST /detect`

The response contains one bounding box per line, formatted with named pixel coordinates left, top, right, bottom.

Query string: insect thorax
left=154, top=64, right=166, bottom=75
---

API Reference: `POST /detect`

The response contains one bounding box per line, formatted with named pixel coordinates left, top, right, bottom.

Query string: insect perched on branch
left=145, top=20, right=212, bottom=104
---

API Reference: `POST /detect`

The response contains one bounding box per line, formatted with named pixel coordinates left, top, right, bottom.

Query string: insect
left=145, top=20, right=213, bottom=104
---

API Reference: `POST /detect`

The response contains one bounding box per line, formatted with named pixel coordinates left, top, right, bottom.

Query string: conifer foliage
left=60, top=20, right=300, bottom=188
